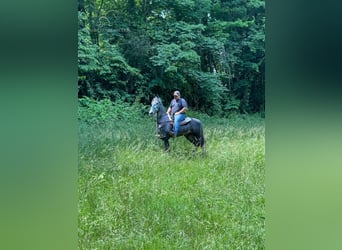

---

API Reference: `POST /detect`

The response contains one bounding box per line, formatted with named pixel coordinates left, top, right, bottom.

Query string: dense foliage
left=78, top=0, right=265, bottom=115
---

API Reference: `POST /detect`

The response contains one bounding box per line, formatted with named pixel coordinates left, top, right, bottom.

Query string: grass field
left=78, top=113, right=265, bottom=249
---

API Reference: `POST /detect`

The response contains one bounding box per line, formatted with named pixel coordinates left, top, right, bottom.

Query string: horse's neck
left=157, top=105, right=168, bottom=123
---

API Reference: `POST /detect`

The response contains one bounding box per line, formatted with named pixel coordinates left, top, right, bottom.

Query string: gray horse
left=149, top=96, right=205, bottom=152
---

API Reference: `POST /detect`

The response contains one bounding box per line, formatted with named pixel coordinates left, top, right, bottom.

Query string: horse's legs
left=185, top=134, right=201, bottom=147
left=163, top=138, right=170, bottom=151
left=201, top=142, right=206, bottom=155
left=184, top=133, right=206, bottom=155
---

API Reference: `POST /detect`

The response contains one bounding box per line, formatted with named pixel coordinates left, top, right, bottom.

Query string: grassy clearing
left=78, top=114, right=265, bottom=249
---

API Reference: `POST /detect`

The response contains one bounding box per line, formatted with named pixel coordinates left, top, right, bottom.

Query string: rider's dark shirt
left=169, top=98, right=188, bottom=116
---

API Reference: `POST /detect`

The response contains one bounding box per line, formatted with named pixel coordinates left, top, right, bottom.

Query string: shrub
left=78, top=97, right=146, bottom=124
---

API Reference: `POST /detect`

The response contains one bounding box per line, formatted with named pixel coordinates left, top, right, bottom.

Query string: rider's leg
left=174, top=113, right=185, bottom=136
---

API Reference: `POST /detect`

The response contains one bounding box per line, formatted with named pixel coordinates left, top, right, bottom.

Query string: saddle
left=168, top=115, right=191, bottom=126
left=180, top=117, right=191, bottom=126
left=157, top=117, right=192, bottom=138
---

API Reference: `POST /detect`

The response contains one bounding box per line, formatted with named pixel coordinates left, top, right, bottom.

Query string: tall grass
left=79, top=105, right=265, bottom=249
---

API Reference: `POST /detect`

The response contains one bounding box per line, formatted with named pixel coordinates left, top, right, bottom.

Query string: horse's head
left=149, top=96, right=162, bottom=115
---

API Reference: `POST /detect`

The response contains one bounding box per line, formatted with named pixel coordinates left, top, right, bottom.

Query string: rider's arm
left=175, top=99, right=188, bottom=115
left=175, top=106, right=187, bottom=115
left=166, top=106, right=171, bottom=115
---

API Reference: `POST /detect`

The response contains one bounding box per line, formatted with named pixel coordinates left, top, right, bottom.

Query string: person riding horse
left=166, top=90, right=188, bottom=137
left=149, top=95, right=205, bottom=152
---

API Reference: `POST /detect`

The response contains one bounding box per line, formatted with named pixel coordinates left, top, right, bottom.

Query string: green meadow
left=78, top=103, right=265, bottom=249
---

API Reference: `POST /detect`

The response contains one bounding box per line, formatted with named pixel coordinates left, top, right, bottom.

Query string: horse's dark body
left=149, top=96, right=205, bottom=151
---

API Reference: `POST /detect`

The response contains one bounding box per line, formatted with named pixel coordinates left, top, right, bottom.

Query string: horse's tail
left=199, top=120, right=205, bottom=147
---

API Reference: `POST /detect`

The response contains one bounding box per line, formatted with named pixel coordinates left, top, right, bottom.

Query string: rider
left=166, top=90, right=188, bottom=137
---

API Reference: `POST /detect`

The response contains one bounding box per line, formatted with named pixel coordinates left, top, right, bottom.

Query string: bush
left=78, top=97, right=146, bottom=124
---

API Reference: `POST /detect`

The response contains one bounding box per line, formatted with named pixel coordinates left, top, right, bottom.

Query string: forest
left=78, top=0, right=265, bottom=116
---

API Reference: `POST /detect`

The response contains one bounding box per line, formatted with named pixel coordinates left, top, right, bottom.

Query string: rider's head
left=173, top=90, right=180, bottom=99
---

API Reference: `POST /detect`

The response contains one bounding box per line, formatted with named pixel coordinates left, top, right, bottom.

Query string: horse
left=149, top=96, right=205, bottom=152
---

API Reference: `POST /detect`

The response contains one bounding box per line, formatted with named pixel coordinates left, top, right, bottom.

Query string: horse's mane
left=157, top=97, right=166, bottom=113
left=153, top=96, right=163, bottom=104
left=152, top=96, right=169, bottom=123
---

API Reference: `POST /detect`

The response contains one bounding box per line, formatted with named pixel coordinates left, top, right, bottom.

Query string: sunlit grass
left=78, top=114, right=265, bottom=249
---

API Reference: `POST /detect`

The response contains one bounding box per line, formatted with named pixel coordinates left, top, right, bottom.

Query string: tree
left=77, top=0, right=265, bottom=115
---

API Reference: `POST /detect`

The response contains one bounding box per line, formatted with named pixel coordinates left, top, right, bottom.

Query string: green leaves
left=150, top=41, right=200, bottom=73
left=99, top=41, right=140, bottom=79
left=150, top=43, right=181, bottom=67
left=78, top=10, right=143, bottom=101
left=78, top=0, right=265, bottom=114
left=78, top=12, right=100, bottom=74
left=78, top=97, right=144, bottom=124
